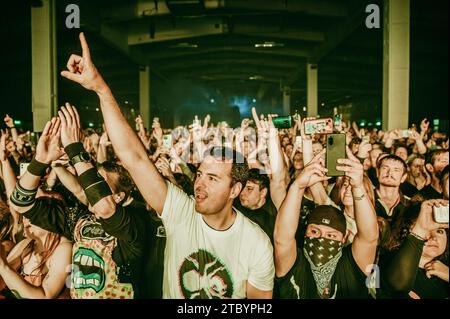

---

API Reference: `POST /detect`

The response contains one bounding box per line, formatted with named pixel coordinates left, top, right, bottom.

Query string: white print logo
left=365, top=4, right=380, bottom=29
left=365, top=264, right=380, bottom=289
left=65, top=4, right=80, bottom=29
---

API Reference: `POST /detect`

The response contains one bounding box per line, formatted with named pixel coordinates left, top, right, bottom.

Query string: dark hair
left=97, top=161, right=134, bottom=197
left=386, top=202, right=449, bottom=264
left=407, top=153, right=425, bottom=166
left=246, top=168, right=270, bottom=190
left=440, top=165, right=449, bottom=189
left=204, top=146, right=249, bottom=186
left=173, top=173, right=194, bottom=196
left=425, top=149, right=448, bottom=166
left=377, top=154, right=407, bottom=174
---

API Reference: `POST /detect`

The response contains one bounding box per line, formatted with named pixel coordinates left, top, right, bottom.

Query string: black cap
left=306, top=205, right=347, bottom=235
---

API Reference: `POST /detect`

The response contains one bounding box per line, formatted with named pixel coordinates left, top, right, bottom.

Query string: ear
left=400, top=172, right=408, bottom=184
left=343, top=230, right=350, bottom=244
left=230, top=182, right=243, bottom=200
left=260, top=187, right=268, bottom=199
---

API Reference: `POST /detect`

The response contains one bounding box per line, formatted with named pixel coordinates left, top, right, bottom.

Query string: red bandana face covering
left=303, top=236, right=343, bottom=298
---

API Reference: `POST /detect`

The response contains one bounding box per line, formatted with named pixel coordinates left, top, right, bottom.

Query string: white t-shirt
left=161, top=182, right=274, bottom=299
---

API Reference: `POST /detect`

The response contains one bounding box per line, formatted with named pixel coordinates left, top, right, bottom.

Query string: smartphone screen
left=326, top=134, right=346, bottom=176
left=20, top=163, right=30, bottom=177
left=304, top=118, right=333, bottom=135
left=162, top=134, right=172, bottom=148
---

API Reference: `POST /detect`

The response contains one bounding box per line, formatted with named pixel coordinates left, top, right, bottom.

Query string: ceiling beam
left=308, top=3, right=367, bottom=63
left=128, top=17, right=226, bottom=45
left=205, top=0, right=348, bottom=18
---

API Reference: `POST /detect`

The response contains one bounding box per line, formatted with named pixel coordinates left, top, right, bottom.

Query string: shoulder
left=237, top=212, right=272, bottom=249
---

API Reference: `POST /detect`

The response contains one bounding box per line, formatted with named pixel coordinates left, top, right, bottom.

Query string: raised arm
left=0, top=240, right=72, bottom=299
left=58, top=103, right=115, bottom=219
left=385, top=199, right=449, bottom=292
left=301, top=118, right=329, bottom=206
left=60, top=32, right=167, bottom=213
left=336, top=147, right=378, bottom=273
left=274, top=152, right=329, bottom=277
left=0, top=130, right=16, bottom=199
left=52, top=162, right=88, bottom=206
left=4, top=115, right=18, bottom=143
left=266, top=114, right=287, bottom=210
left=10, top=118, right=63, bottom=214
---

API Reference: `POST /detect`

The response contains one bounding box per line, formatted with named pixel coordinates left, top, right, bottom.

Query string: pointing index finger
left=79, top=32, right=91, bottom=62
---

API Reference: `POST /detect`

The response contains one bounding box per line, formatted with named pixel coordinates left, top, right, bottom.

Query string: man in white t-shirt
left=161, top=148, right=274, bottom=298
left=60, top=32, right=274, bottom=299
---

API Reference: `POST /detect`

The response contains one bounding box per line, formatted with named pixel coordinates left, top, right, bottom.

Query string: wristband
left=409, top=231, right=428, bottom=242
left=10, top=181, right=38, bottom=207
left=27, top=157, right=50, bottom=177
left=64, top=142, right=85, bottom=161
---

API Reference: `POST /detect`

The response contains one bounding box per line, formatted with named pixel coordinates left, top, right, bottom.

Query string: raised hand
left=424, top=260, right=449, bottom=281
left=4, top=114, right=14, bottom=128
left=0, top=129, right=9, bottom=161
left=336, top=147, right=364, bottom=188
left=58, top=103, right=82, bottom=147
left=357, top=138, right=372, bottom=159
left=420, top=118, right=429, bottom=134
left=294, top=149, right=329, bottom=190
left=34, top=117, right=64, bottom=164
left=60, top=32, right=106, bottom=93
left=412, top=199, right=449, bottom=240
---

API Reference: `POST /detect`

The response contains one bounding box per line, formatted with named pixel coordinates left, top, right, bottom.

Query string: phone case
left=304, top=118, right=333, bottom=135
left=326, top=134, right=346, bottom=176
left=433, top=205, right=449, bottom=223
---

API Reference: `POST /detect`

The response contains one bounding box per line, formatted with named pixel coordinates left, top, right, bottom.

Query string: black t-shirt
left=407, top=268, right=449, bottom=299
left=234, top=199, right=276, bottom=244
left=368, top=167, right=379, bottom=188
left=23, top=197, right=147, bottom=298
left=276, top=245, right=371, bottom=299
left=400, top=182, right=418, bottom=198
left=416, top=185, right=443, bottom=200
left=129, top=199, right=167, bottom=299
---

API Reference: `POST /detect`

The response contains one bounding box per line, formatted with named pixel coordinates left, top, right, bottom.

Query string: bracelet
left=410, top=231, right=428, bottom=242
left=10, top=181, right=38, bottom=207
left=353, top=192, right=366, bottom=201
left=64, top=142, right=85, bottom=161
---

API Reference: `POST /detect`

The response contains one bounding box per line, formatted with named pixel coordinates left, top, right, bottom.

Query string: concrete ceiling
left=54, top=0, right=448, bottom=124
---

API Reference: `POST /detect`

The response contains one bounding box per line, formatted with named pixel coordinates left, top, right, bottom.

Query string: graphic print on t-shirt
left=179, top=249, right=234, bottom=299
left=71, top=216, right=134, bottom=299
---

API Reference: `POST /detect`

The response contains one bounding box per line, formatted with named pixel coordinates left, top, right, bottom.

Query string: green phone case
left=326, top=134, right=346, bottom=176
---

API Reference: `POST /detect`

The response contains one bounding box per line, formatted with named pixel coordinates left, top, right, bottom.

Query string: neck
left=378, top=185, right=400, bottom=201
left=419, top=255, right=434, bottom=269
left=249, top=197, right=266, bottom=210
left=431, top=178, right=442, bottom=193
left=202, top=204, right=237, bottom=231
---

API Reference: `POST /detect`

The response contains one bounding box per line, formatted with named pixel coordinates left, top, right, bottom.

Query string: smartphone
left=333, top=114, right=341, bottom=127
left=362, top=135, right=370, bottom=143
left=433, top=205, right=449, bottom=223
left=326, top=134, right=346, bottom=176
left=20, top=163, right=30, bottom=177
left=400, top=130, right=412, bottom=138
left=304, top=118, right=333, bottom=135
left=162, top=134, right=172, bottom=149
left=295, top=135, right=302, bottom=147
left=272, top=116, right=292, bottom=129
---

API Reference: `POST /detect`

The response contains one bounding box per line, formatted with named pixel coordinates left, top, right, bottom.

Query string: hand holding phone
left=304, top=118, right=333, bottom=135
left=434, top=205, right=449, bottom=223
left=326, top=134, right=346, bottom=176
